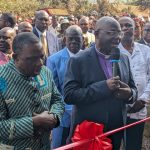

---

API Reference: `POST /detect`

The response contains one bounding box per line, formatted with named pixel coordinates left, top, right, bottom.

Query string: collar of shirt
left=66, top=48, right=82, bottom=57
left=8, top=59, right=37, bottom=81
left=35, top=26, right=46, bottom=38
left=0, top=51, right=9, bottom=65
left=119, top=42, right=140, bottom=57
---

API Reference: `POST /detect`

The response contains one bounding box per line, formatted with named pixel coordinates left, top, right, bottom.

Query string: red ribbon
left=54, top=117, right=150, bottom=150
left=72, top=120, right=112, bottom=150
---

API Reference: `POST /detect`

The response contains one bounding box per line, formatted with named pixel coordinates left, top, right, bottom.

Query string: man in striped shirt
left=0, top=32, right=64, bottom=150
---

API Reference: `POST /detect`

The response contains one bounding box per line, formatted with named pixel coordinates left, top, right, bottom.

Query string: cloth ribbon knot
left=72, top=120, right=112, bottom=150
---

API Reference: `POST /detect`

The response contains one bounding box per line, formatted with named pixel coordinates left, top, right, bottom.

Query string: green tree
left=0, top=0, right=52, bottom=19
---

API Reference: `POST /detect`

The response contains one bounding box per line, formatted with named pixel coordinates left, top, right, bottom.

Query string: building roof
left=46, top=8, right=69, bottom=16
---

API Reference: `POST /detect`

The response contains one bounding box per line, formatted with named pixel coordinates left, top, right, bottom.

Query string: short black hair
left=2, top=13, right=16, bottom=28
left=12, top=32, right=40, bottom=54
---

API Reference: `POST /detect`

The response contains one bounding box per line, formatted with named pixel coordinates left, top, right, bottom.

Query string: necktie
left=40, top=34, right=48, bottom=57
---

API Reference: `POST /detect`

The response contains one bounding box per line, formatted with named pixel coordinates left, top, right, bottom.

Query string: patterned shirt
left=0, top=60, right=64, bottom=150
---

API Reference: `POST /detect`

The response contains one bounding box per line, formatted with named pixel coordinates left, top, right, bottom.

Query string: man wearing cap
left=58, top=19, right=70, bottom=50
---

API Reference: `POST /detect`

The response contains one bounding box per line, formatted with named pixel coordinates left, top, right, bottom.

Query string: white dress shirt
left=67, top=48, right=82, bottom=57
left=119, top=42, right=150, bottom=119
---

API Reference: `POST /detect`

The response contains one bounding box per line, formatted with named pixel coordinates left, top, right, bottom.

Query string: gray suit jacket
left=33, top=27, right=60, bottom=55
left=64, top=46, right=137, bottom=140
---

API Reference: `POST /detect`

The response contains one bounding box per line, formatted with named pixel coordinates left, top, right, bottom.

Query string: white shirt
left=67, top=48, right=82, bottom=57
left=119, top=42, right=150, bottom=119
left=35, top=27, right=46, bottom=40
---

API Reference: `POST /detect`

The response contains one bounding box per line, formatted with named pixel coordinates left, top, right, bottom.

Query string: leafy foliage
left=0, top=0, right=120, bottom=19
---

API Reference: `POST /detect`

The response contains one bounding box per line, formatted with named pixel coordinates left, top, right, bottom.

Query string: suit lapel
left=118, top=55, right=128, bottom=82
left=33, top=28, right=40, bottom=38
left=89, top=46, right=107, bottom=80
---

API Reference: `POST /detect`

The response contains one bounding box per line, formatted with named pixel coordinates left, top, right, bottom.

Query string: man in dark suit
left=138, top=22, right=150, bottom=47
left=64, top=16, right=137, bottom=150
left=33, top=10, right=59, bottom=57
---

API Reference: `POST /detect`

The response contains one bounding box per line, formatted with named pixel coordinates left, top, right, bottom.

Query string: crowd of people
left=0, top=10, right=150, bottom=150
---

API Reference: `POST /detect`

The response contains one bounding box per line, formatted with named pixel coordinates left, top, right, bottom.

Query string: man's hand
left=127, top=100, right=146, bottom=113
left=32, top=111, right=57, bottom=130
left=106, top=76, right=120, bottom=91
left=114, top=81, right=132, bottom=100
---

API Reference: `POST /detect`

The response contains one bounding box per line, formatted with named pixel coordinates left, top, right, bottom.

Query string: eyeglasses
left=144, top=29, right=150, bottom=33
left=120, top=23, right=133, bottom=29
left=96, top=29, right=123, bottom=37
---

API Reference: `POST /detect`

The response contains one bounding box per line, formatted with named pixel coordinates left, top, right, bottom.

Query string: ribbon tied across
left=72, top=120, right=112, bottom=150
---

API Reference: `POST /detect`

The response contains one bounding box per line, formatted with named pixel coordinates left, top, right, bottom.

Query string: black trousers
left=126, top=117, right=145, bottom=150
left=109, top=131, right=124, bottom=150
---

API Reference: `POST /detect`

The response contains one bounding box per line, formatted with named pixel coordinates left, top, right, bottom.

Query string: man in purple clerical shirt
left=64, top=16, right=137, bottom=150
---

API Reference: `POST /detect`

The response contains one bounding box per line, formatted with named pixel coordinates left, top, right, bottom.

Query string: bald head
left=118, top=16, right=135, bottom=41
left=94, top=16, right=122, bottom=55
left=79, top=16, right=89, bottom=24
left=118, top=16, right=135, bottom=29
left=65, top=25, right=83, bottom=54
left=35, top=10, right=49, bottom=19
left=0, top=27, right=16, bottom=54
left=95, top=16, right=120, bottom=31
left=79, top=16, right=89, bottom=33
left=65, top=25, right=82, bottom=36
left=18, top=22, right=33, bottom=33
left=35, top=10, right=49, bottom=32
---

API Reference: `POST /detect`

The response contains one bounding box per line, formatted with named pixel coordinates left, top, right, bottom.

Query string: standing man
left=138, top=22, right=150, bottom=47
left=64, top=16, right=137, bottom=150
left=33, top=10, right=60, bottom=57
left=0, top=27, right=16, bottom=65
left=118, top=16, right=150, bottom=150
left=0, top=32, right=64, bottom=150
left=47, top=25, right=83, bottom=148
left=79, top=16, right=95, bottom=49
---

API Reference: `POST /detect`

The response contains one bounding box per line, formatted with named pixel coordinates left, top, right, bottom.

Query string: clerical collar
left=95, top=45, right=110, bottom=59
